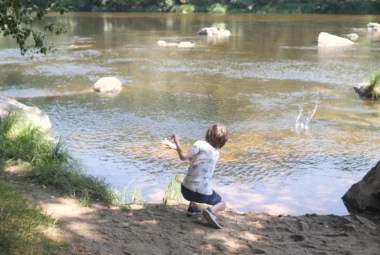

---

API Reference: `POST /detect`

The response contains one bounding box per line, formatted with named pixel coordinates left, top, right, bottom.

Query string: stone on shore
left=0, top=97, right=51, bottom=131
left=342, top=160, right=380, bottom=212
left=318, top=32, right=355, bottom=47
left=93, top=77, right=122, bottom=94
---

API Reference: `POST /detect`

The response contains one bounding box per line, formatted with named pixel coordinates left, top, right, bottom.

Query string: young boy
left=163, top=124, right=229, bottom=229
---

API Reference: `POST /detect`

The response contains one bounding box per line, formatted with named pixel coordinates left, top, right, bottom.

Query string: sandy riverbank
left=5, top=167, right=380, bottom=255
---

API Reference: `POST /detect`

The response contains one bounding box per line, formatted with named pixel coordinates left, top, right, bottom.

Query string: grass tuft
left=163, top=176, right=182, bottom=206
left=368, top=70, right=380, bottom=100
left=0, top=112, right=120, bottom=206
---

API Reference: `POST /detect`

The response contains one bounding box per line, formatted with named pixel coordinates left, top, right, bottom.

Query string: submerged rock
left=342, top=161, right=380, bottom=213
left=318, top=32, right=355, bottom=47
left=178, top=42, right=195, bottom=48
left=156, top=40, right=194, bottom=48
left=93, top=77, right=122, bottom=94
left=0, top=97, right=51, bottom=131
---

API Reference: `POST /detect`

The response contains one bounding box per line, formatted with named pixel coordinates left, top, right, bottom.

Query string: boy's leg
left=202, top=191, right=225, bottom=229
left=187, top=201, right=202, bottom=216
left=210, top=201, right=226, bottom=214
left=190, top=201, right=198, bottom=208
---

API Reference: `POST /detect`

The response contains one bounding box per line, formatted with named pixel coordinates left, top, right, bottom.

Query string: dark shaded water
left=1, top=13, right=380, bottom=215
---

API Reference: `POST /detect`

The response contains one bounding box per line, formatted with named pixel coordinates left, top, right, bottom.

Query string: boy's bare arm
left=172, top=134, right=195, bottom=161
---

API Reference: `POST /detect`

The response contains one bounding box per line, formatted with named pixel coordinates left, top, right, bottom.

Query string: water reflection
left=1, top=13, right=380, bottom=215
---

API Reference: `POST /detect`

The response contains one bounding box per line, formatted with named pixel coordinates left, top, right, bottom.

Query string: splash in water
left=296, top=96, right=319, bottom=134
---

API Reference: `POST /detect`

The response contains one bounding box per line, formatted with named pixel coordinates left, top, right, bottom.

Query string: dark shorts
left=181, top=184, right=222, bottom=205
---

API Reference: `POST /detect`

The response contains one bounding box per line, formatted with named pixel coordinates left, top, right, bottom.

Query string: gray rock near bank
left=353, top=82, right=380, bottom=100
left=0, top=97, right=51, bottom=131
left=318, top=32, right=355, bottom=46
left=93, top=77, right=122, bottom=94
left=342, top=161, right=380, bottom=212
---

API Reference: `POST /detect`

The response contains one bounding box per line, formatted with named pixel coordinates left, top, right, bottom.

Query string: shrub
left=208, top=3, right=228, bottom=13
left=170, top=4, right=196, bottom=12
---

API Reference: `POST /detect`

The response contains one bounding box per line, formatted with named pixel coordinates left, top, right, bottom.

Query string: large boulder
left=0, top=97, right=51, bottom=131
left=318, top=32, right=355, bottom=47
left=93, top=77, right=122, bottom=94
left=342, top=161, right=380, bottom=213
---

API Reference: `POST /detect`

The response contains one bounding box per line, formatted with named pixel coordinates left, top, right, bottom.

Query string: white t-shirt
left=182, top=141, right=220, bottom=195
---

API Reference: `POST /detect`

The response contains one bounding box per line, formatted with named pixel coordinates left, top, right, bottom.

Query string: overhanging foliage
left=0, top=0, right=68, bottom=55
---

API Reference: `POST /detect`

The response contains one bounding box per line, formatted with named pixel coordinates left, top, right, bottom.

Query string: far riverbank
left=62, top=0, right=380, bottom=14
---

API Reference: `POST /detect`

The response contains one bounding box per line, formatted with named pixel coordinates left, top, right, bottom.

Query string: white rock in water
left=178, top=42, right=195, bottom=48
left=0, top=97, right=51, bottom=131
left=367, top=22, right=380, bottom=31
left=166, top=43, right=179, bottom=47
left=198, top=27, right=231, bottom=37
left=157, top=40, right=167, bottom=47
left=93, top=77, right=122, bottom=94
left=346, top=33, right=359, bottom=41
left=318, top=32, right=355, bottom=46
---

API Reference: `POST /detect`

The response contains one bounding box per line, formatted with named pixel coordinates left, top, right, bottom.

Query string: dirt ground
left=5, top=168, right=380, bottom=255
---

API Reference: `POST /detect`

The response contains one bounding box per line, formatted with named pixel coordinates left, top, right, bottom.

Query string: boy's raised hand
left=171, top=134, right=181, bottom=146
left=161, top=138, right=177, bottom=149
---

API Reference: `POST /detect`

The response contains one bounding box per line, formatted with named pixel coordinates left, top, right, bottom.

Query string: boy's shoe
left=187, top=206, right=202, bottom=216
left=202, top=208, right=222, bottom=229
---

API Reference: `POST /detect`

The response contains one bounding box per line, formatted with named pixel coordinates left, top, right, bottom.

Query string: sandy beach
left=5, top=167, right=380, bottom=255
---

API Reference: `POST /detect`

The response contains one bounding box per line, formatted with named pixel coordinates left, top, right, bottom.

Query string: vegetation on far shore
left=63, top=0, right=380, bottom=14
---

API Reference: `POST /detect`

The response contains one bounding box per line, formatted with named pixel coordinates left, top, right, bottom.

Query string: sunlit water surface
left=1, top=13, right=380, bottom=215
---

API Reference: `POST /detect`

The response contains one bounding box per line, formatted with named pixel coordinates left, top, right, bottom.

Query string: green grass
left=163, top=176, right=182, bottom=205
left=368, top=70, right=380, bottom=100
left=116, top=182, right=145, bottom=208
left=0, top=112, right=119, bottom=206
left=0, top=181, right=69, bottom=255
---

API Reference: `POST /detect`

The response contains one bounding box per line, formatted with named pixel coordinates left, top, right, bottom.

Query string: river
left=1, top=12, right=380, bottom=215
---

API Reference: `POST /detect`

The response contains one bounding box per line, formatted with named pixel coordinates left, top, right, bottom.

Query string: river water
left=1, top=13, right=380, bottom=215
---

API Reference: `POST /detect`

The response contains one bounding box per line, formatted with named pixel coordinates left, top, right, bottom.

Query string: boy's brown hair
left=205, top=123, right=229, bottom=149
